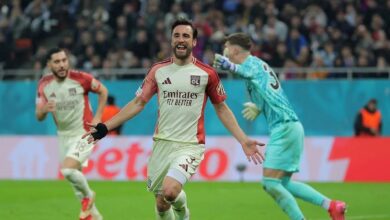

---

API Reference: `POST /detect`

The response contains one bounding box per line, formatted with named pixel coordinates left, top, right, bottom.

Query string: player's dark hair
left=171, top=18, right=198, bottom=39
left=45, top=47, right=65, bottom=63
left=225, top=33, right=252, bottom=51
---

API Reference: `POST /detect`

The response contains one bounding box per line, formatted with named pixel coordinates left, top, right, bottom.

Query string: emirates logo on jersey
left=190, top=75, right=200, bottom=86
left=163, top=90, right=198, bottom=106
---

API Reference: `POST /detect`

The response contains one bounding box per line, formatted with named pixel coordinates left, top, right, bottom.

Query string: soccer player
left=83, top=19, right=264, bottom=220
left=36, top=48, right=107, bottom=220
left=213, top=33, right=346, bottom=220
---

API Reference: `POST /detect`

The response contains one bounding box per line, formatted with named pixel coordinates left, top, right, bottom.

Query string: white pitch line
left=312, top=214, right=390, bottom=220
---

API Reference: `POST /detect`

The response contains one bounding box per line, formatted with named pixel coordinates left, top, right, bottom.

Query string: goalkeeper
left=213, top=33, right=346, bottom=220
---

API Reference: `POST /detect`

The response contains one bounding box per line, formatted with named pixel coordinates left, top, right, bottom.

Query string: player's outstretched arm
left=213, top=54, right=256, bottom=79
left=213, top=102, right=265, bottom=165
left=83, top=96, right=146, bottom=143
left=91, top=83, right=108, bottom=124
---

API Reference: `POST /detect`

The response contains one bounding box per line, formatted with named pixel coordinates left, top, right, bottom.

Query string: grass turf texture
left=0, top=181, right=389, bottom=220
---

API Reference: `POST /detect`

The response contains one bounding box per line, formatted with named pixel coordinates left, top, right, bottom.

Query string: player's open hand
left=82, top=122, right=108, bottom=144
left=241, top=139, right=265, bottom=165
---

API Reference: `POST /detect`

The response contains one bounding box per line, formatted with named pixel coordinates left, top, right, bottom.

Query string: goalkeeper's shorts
left=58, top=134, right=95, bottom=167
left=264, top=121, right=304, bottom=173
left=147, top=139, right=205, bottom=195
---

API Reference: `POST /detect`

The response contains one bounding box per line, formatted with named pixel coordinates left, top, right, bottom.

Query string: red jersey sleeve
left=71, top=71, right=101, bottom=93
left=36, top=75, right=53, bottom=107
left=136, top=67, right=158, bottom=103
left=206, top=69, right=226, bottom=104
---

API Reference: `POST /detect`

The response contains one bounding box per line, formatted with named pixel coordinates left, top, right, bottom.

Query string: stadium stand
left=0, top=0, right=389, bottom=79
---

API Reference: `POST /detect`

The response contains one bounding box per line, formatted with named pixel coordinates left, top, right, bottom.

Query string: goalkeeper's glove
left=213, top=54, right=238, bottom=72
left=242, top=102, right=261, bottom=121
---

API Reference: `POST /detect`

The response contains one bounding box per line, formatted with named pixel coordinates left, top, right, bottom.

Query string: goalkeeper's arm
left=213, top=54, right=253, bottom=79
left=213, top=54, right=238, bottom=73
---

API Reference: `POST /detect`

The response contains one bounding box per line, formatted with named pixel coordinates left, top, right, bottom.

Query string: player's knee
left=163, top=188, right=178, bottom=203
left=156, top=196, right=170, bottom=212
left=262, top=177, right=281, bottom=197
left=61, top=168, right=76, bottom=180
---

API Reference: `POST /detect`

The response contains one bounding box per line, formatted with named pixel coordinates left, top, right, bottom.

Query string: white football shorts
left=58, top=134, right=95, bottom=167
left=147, top=139, right=205, bottom=195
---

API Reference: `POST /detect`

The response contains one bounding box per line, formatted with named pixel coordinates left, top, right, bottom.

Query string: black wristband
left=91, top=123, right=108, bottom=140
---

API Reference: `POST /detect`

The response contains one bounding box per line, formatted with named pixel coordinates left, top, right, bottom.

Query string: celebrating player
left=83, top=19, right=264, bottom=220
left=213, top=33, right=346, bottom=220
left=36, top=48, right=107, bottom=220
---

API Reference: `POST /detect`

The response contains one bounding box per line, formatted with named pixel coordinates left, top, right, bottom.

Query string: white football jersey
left=136, top=57, right=226, bottom=144
left=36, top=70, right=101, bottom=136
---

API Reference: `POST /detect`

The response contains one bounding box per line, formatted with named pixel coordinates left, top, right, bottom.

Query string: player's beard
left=173, top=44, right=192, bottom=60
left=52, top=68, right=69, bottom=80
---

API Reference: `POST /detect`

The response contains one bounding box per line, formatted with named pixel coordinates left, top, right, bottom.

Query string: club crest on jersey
left=190, top=75, right=200, bottom=86
left=68, top=88, right=77, bottom=96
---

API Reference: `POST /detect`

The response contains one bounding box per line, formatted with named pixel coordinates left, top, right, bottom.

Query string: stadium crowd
left=1, top=0, right=390, bottom=79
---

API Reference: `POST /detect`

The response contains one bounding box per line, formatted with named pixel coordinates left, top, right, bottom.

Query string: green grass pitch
left=1, top=181, right=389, bottom=220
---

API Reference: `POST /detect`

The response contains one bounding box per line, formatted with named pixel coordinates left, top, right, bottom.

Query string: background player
left=83, top=19, right=264, bottom=220
left=213, top=33, right=346, bottom=220
left=36, top=48, right=107, bottom=220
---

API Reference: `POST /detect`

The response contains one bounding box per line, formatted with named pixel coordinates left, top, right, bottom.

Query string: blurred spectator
left=269, top=41, right=291, bottom=67
left=310, top=26, right=329, bottom=52
left=354, top=99, right=382, bottom=136
left=340, top=46, right=355, bottom=67
left=287, top=28, right=308, bottom=62
left=101, top=95, right=122, bottom=135
left=318, top=41, right=336, bottom=67
left=128, top=29, right=152, bottom=61
left=9, top=0, right=30, bottom=40
left=164, top=3, right=188, bottom=37
left=345, top=3, right=357, bottom=28
left=303, top=4, right=327, bottom=32
left=330, top=10, right=354, bottom=38
left=247, top=17, right=264, bottom=44
left=263, top=15, right=288, bottom=42
left=32, top=45, right=47, bottom=71
left=0, top=0, right=389, bottom=80
left=92, top=5, right=109, bottom=23
left=375, top=56, right=389, bottom=78
left=308, top=54, right=328, bottom=79
left=93, top=30, right=110, bottom=58
left=0, top=32, right=12, bottom=67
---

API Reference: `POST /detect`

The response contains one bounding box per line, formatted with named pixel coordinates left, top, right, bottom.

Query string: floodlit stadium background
left=0, top=1, right=389, bottom=219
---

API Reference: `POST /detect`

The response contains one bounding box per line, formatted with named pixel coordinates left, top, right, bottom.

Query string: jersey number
left=263, top=64, right=279, bottom=90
